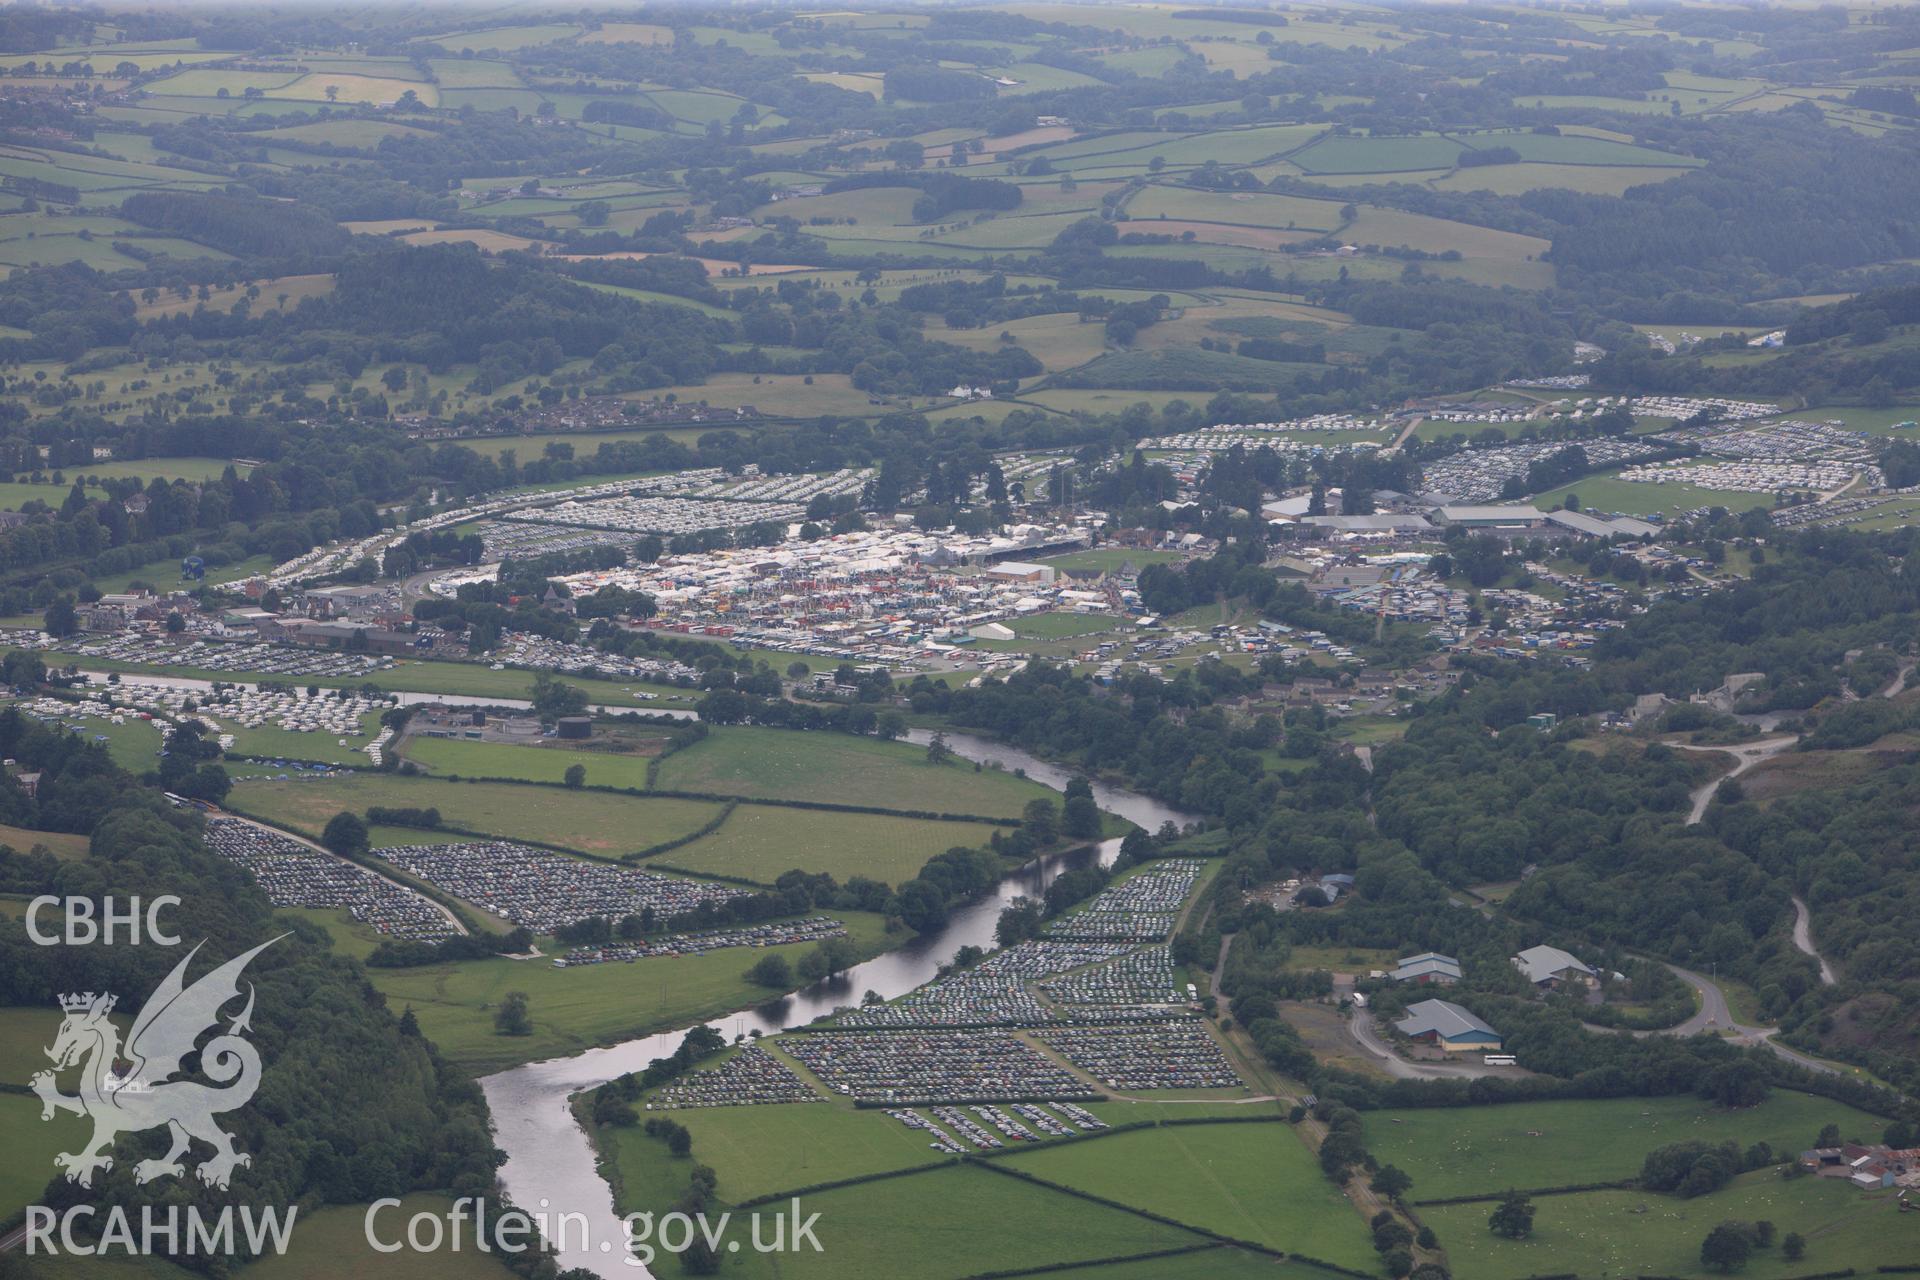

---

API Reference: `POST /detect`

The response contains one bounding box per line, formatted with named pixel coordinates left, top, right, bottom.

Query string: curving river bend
left=479, top=731, right=1192, bottom=1279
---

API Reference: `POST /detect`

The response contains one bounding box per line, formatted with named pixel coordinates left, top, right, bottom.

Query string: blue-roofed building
left=1394, top=999, right=1502, bottom=1052
left=1391, top=952, right=1462, bottom=986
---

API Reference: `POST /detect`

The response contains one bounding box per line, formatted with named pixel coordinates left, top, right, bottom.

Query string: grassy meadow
left=651, top=726, right=1059, bottom=816
left=228, top=774, right=726, bottom=856
left=655, top=804, right=1012, bottom=885
left=1002, top=1120, right=1374, bottom=1267
left=366, top=910, right=896, bottom=1071
left=397, top=735, right=659, bottom=790
left=1362, top=1092, right=1890, bottom=1200
left=244, top=1194, right=523, bottom=1280
left=722, top=1164, right=1205, bottom=1280
left=1424, top=1170, right=1920, bottom=1279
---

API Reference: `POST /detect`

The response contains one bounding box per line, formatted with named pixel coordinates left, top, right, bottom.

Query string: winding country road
left=1335, top=725, right=1871, bottom=1092
left=1676, top=736, right=1842, bottom=984
left=1792, top=896, right=1839, bottom=986
left=1346, top=1006, right=1512, bottom=1080
left=1580, top=962, right=1874, bottom=1085
left=1880, top=660, right=1917, bottom=699
left=1677, top=735, right=1799, bottom=825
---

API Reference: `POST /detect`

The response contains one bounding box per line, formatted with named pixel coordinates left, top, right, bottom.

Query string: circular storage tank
left=556, top=715, right=592, bottom=740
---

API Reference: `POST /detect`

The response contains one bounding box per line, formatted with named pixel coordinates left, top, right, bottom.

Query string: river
left=479, top=731, right=1192, bottom=1279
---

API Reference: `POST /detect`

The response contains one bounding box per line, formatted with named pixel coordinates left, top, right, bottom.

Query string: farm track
left=1677, top=734, right=1798, bottom=824
left=1345, top=1006, right=1510, bottom=1081
left=1578, top=963, right=1893, bottom=1092
left=1792, top=896, right=1838, bottom=986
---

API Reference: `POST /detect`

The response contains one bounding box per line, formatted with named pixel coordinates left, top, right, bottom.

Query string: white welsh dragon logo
left=30, top=936, right=284, bottom=1190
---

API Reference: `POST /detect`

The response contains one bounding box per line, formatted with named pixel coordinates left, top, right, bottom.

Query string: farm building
left=1798, top=1144, right=1920, bottom=1191
left=1543, top=509, right=1660, bottom=540
left=1394, top=999, right=1502, bottom=1052
left=1301, top=513, right=1435, bottom=534
left=985, top=562, right=1057, bottom=585
left=1434, top=505, right=1544, bottom=530
left=1512, top=944, right=1597, bottom=989
left=1300, top=872, right=1356, bottom=905
left=1261, top=494, right=1316, bottom=521
left=1391, top=952, right=1462, bottom=985
left=278, top=619, right=422, bottom=656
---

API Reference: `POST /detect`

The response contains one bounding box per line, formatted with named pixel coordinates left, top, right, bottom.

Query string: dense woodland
left=968, top=532, right=1920, bottom=1104
left=0, top=714, right=583, bottom=1278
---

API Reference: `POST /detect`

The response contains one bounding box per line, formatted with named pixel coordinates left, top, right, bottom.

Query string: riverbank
left=478, top=730, right=1196, bottom=1279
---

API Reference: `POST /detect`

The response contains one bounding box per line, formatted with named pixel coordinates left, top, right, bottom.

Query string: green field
left=1341, top=207, right=1552, bottom=264
left=254, top=119, right=436, bottom=147
left=1769, top=405, right=1920, bottom=436
left=1431, top=162, right=1691, bottom=197
left=0, top=1005, right=110, bottom=1087
left=0, top=1007, right=114, bottom=1219
left=653, top=726, right=1059, bottom=817
left=422, top=22, right=585, bottom=51
left=1281, top=945, right=1399, bottom=972
left=0, top=1093, right=85, bottom=1223
left=603, top=1091, right=938, bottom=1209
left=367, top=911, right=895, bottom=1071
left=1058, top=346, right=1320, bottom=391
left=1003, top=1120, right=1373, bottom=1267
left=0, top=823, right=90, bottom=859
left=448, top=430, right=689, bottom=462
left=1011, top=1251, right=1349, bottom=1280
left=580, top=280, right=736, bottom=320
left=658, top=805, right=1011, bottom=885
left=276, top=906, right=391, bottom=961
left=1293, top=133, right=1466, bottom=173
left=54, top=715, right=167, bottom=773
left=246, top=1194, right=522, bottom=1280
left=1479, top=132, right=1699, bottom=166
left=229, top=775, right=724, bottom=857
left=398, top=735, right=657, bottom=790
left=1022, top=388, right=1213, bottom=415
left=0, top=480, right=98, bottom=510
left=641, top=372, right=898, bottom=418
left=1534, top=471, right=1780, bottom=517
left=0, top=1248, right=197, bottom=1280
left=736, top=1164, right=1205, bottom=1280
left=426, top=58, right=524, bottom=88
left=1363, top=1092, right=1888, bottom=1201
left=931, top=310, right=1107, bottom=375
left=1127, top=185, right=1345, bottom=230
left=1424, top=1169, right=1920, bottom=1280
